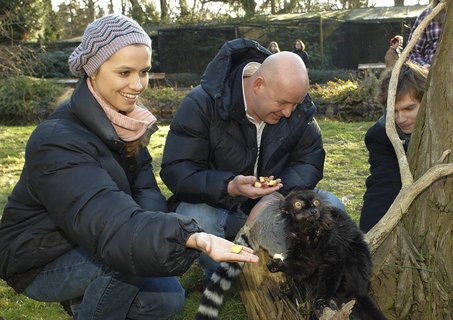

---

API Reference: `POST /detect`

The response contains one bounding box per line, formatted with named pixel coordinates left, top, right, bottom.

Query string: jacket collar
left=70, top=78, right=124, bottom=151
left=200, top=38, right=270, bottom=121
left=378, top=115, right=411, bottom=151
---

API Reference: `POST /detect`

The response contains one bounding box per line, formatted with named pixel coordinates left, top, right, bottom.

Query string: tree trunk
left=179, top=0, right=189, bottom=17
left=369, top=2, right=453, bottom=319
left=160, top=0, right=169, bottom=22
left=238, top=249, right=304, bottom=320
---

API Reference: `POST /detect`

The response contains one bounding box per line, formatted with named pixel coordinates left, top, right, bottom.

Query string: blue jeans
left=23, top=247, right=185, bottom=320
left=176, top=188, right=345, bottom=278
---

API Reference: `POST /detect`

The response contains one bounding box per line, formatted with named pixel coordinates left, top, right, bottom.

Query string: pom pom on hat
left=68, top=14, right=151, bottom=77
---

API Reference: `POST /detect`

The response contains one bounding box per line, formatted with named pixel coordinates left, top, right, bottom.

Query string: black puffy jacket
left=360, top=116, right=410, bottom=232
left=0, top=79, right=201, bottom=292
left=160, top=38, right=325, bottom=212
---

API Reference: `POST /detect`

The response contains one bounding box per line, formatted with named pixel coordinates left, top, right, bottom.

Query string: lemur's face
left=281, top=191, right=322, bottom=221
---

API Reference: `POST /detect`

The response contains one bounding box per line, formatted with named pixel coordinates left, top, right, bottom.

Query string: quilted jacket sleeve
left=276, top=117, right=325, bottom=193
left=27, top=121, right=201, bottom=277
left=360, top=122, right=402, bottom=233
left=131, top=148, right=168, bottom=213
left=160, top=89, right=241, bottom=209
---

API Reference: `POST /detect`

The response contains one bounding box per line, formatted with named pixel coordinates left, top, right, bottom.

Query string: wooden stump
left=237, top=249, right=354, bottom=320
left=237, top=249, right=304, bottom=320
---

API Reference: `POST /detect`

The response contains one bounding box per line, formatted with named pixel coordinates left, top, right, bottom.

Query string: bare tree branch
left=366, top=162, right=453, bottom=252
left=367, top=0, right=450, bottom=253
left=384, top=0, right=447, bottom=187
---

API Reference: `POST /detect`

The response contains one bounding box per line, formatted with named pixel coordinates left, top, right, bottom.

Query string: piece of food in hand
left=267, top=179, right=278, bottom=186
left=254, top=176, right=279, bottom=187
left=230, top=244, right=243, bottom=253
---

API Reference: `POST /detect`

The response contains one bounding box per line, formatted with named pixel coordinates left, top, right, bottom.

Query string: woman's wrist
left=186, top=232, right=204, bottom=250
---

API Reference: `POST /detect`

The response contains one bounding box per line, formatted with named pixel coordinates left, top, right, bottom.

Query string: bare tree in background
left=83, top=0, right=96, bottom=22
left=160, top=0, right=169, bottom=22
left=179, top=0, right=190, bottom=17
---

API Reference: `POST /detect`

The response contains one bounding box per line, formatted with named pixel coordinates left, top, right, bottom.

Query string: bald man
left=160, top=38, right=343, bottom=279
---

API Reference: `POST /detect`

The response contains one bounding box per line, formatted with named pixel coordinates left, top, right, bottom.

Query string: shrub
left=311, top=79, right=363, bottom=105
left=310, top=74, right=382, bottom=121
left=32, top=48, right=74, bottom=78
left=0, top=45, right=38, bottom=78
left=166, top=73, right=201, bottom=88
left=0, top=76, right=66, bottom=124
left=309, top=69, right=357, bottom=85
left=140, top=87, right=188, bottom=123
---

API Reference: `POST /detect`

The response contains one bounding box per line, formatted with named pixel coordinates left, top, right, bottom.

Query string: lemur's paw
left=266, top=258, right=285, bottom=273
left=313, top=298, right=339, bottom=318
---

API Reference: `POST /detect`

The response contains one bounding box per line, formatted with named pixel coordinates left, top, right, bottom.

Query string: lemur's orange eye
left=313, top=199, right=320, bottom=207
left=294, top=200, right=302, bottom=209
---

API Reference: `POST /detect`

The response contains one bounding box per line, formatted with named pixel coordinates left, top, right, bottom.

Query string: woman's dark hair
left=376, top=61, right=428, bottom=106
left=124, top=135, right=147, bottom=158
left=124, top=124, right=157, bottom=158
left=390, top=35, right=402, bottom=46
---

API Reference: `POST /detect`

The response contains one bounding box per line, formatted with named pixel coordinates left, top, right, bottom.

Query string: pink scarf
left=87, top=79, right=157, bottom=142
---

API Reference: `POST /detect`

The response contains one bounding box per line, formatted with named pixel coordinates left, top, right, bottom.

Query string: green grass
left=317, top=119, right=374, bottom=221
left=0, top=119, right=373, bottom=319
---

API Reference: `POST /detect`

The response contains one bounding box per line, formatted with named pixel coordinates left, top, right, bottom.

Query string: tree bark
left=238, top=249, right=305, bottom=320
left=369, top=1, right=453, bottom=319
left=160, top=0, right=169, bottom=22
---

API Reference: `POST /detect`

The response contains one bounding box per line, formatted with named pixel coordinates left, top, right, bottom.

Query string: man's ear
left=253, top=76, right=265, bottom=93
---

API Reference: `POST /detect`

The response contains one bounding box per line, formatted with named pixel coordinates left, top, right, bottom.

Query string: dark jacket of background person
left=384, top=35, right=403, bottom=68
left=160, top=38, right=324, bottom=214
left=294, top=49, right=310, bottom=68
left=360, top=116, right=410, bottom=233
left=0, top=80, right=201, bottom=293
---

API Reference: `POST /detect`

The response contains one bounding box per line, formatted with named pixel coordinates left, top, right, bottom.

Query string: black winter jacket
left=360, top=116, right=410, bottom=232
left=160, top=38, right=325, bottom=212
left=293, top=49, right=310, bottom=68
left=0, top=80, right=201, bottom=292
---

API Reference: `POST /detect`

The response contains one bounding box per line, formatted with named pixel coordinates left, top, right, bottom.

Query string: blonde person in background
left=0, top=14, right=258, bottom=320
left=267, top=41, right=280, bottom=54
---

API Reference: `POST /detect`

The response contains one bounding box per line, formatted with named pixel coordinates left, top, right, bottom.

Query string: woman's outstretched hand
left=186, top=232, right=259, bottom=263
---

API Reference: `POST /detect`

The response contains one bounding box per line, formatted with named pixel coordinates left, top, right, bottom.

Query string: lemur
left=195, top=190, right=387, bottom=320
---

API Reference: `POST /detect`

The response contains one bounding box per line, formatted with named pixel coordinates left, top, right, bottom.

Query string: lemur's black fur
left=196, top=190, right=387, bottom=320
left=268, top=190, right=387, bottom=320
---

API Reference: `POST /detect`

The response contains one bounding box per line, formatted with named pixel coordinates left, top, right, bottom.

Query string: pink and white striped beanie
left=68, top=14, right=151, bottom=77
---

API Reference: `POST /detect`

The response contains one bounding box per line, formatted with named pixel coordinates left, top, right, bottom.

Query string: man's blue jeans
left=176, top=188, right=345, bottom=279
left=23, top=247, right=185, bottom=320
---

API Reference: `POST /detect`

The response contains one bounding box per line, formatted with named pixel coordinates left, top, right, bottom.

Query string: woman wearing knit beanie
left=0, top=14, right=258, bottom=319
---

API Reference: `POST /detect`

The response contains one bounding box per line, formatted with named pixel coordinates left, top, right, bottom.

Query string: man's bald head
left=257, top=51, right=309, bottom=99
left=244, top=51, right=311, bottom=124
